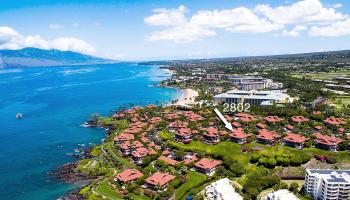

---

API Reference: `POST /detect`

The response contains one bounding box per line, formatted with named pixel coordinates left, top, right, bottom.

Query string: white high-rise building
left=305, top=169, right=350, bottom=200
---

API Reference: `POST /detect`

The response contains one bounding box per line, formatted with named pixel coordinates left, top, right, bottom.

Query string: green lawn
left=175, top=171, right=207, bottom=200
left=169, top=141, right=251, bottom=164
left=103, top=142, right=135, bottom=168
left=94, top=180, right=123, bottom=200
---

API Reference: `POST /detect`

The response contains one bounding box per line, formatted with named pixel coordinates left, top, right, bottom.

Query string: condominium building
left=305, top=169, right=350, bottom=200
left=205, top=178, right=243, bottom=200
left=263, top=189, right=299, bottom=200
left=213, top=90, right=292, bottom=105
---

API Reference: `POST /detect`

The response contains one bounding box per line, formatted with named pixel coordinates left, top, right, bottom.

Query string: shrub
left=325, top=157, right=337, bottom=164
left=267, top=158, right=277, bottom=168
left=250, top=154, right=261, bottom=163
left=281, top=157, right=289, bottom=166
left=289, top=182, right=299, bottom=194
left=276, top=156, right=284, bottom=166
left=314, top=154, right=326, bottom=161
left=290, top=156, right=303, bottom=166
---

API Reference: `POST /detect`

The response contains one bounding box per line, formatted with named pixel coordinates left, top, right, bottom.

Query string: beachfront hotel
left=213, top=90, right=292, bottom=105
left=305, top=169, right=350, bottom=200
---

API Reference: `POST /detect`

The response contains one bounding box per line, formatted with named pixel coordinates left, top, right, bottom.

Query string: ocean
left=0, top=63, right=181, bottom=200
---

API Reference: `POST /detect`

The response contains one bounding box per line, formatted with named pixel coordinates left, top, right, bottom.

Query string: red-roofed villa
left=256, top=129, right=280, bottom=146
left=115, top=169, right=143, bottom=184
left=194, top=158, right=222, bottom=175
left=144, top=172, right=176, bottom=190
left=283, top=133, right=308, bottom=149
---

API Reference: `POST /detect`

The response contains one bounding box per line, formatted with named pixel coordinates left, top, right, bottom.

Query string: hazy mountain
left=0, top=48, right=117, bottom=67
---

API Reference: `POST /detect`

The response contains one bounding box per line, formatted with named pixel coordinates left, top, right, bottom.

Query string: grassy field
left=103, top=142, right=135, bottom=168
left=175, top=171, right=207, bottom=200
left=94, top=180, right=122, bottom=200
left=291, top=70, right=350, bottom=80
left=169, top=141, right=251, bottom=164
left=330, top=95, right=350, bottom=108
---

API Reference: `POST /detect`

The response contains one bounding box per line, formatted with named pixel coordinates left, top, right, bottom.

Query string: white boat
left=16, top=113, right=23, bottom=119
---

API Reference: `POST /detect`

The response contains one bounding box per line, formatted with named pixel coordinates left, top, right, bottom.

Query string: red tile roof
left=146, top=104, right=157, bottom=109
left=168, top=120, right=189, bottom=128
left=257, top=129, right=280, bottom=141
left=202, top=127, right=219, bottom=137
left=285, top=125, right=294, bottom=130
left=165, top=113, right=179, bottom=120
left=162, top=150, right=170, bottom=156
left=230, top=128, right=252, bottom=139
left=315, top=133, right=342, bottom=146
left=114, top=133, right=134, bottom=142
left=158, top=156, right=179, bottom=166
left=324, top=117, right=346, bottom=126
left=131, top=147, right=149, bottom=158
left=119, top=140, right=143, bottom=150
left=183, top=111, right=204, bottom=121
left=184, top=155, right=198, bottom=165
left=112, top=113, right=125, bottom=119
left=176, top=128, right=192, bottom=137
left=283, top=133, right=308, bottom=143
left=150, top=117, right=162, bottom=124
left=256, top=123, right=267, bottom=129
left=314, top=125, right=323, bottom=130
left=291, top=116, right=309, bottom=123
left=264, top=116, right=284, bottom=123
left=145, top=172, right=176, bottom=187
left=231, top=122, right=241, bottom=128
left=236, top=113, right=256, bottom=123
left=194, top=158, right=222, bottom=170
left=116, top=169, right=143, bottom=183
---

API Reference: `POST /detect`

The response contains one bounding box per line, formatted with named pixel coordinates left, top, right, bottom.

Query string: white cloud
left=145, top=0, right=350, bottom=42
left=144, top=5, right=187, bottom=26
left=49, top=24, right=64, bottom=29
left=191, top=7, right=282, bottom=33
left=255, top=0, right=347, bottom=25
left=281, top=25, right=307, bottom=37
left=332, top=3, right=342, bottom=9
left=146, top=23, right=216, bottom=43
left=309, top=19, right=350, bottom=37
left=0, top=26, right=96, bottom=55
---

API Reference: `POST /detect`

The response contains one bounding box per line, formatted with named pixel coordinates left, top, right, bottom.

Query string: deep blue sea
left=0, top=63, right=181, bottom=200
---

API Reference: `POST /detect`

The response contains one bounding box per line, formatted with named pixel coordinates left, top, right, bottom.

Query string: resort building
left=283, top=133, right=308, bottom=149
left=144, top=172, right=176, bottom=191
left=314, top=133, right=343, bottom=152
left=256, top=122, right=267, bottom=130
left=174, top=128, right=192, bottom=144
left=291, top=116, right=310, bottom=123
left=168, top=120, right=188, bottom=132
left=118, top=141, right=143, bottom=156
left=113, top=133, right=134, bottom=144
left=157, top=156, right=179, bottom=166
left=115, top=169, right=143, bottom=184
left=264, top=189, right=299, bottom=200
left=205, top=178, right=243, bottom=200
left=201, top=127, right=220, bottom=144
left=256, top=129, right=280, bottom=146
left=305, top=169, right=350, bottom=200
left=214, top=90, right=291, bottom=105
left=130, top=147, right=149, bottom=164
left=230, top=128, right=252, bottom=144
left=194, top=158, right=222, bottom=176
left=323, top=117, right=346, bottom=126
left=264, top=116, right=284, bottom=123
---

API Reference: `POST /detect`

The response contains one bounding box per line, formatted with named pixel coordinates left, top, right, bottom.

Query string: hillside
left=0, top=48, right=117, bottom=67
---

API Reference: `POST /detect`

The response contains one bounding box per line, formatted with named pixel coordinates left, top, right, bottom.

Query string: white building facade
left=305, top=169, right=350, bottom=200
left=205, top=178, right=243, bottom=200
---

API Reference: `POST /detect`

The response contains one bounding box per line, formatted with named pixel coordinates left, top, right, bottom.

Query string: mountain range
left=0, top=48, right=117, bottom=68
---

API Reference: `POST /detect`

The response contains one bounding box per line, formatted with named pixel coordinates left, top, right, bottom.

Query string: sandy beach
left=172, top=88, right=199, bottom=106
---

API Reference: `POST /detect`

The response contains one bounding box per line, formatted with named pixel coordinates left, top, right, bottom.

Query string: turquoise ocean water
left=0, top=63, right=181, bottom=200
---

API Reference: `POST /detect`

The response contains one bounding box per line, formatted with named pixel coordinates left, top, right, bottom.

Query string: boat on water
left=16, top=113, right=23, bottom=119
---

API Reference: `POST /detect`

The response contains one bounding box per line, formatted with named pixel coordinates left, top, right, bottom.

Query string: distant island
left=0, top=47, right=118, bottom=68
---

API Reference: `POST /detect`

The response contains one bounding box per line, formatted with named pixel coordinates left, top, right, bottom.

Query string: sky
left=0, top=0, right=350, bottom=61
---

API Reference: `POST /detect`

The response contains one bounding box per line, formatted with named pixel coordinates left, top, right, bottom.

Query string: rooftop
left=145, top=172, right=176, bottom=186
left=195, top=158, right=222, bottom=170
left=214, top=90, right=291, bottom=101
left=116, top=169, right=143, bottom=183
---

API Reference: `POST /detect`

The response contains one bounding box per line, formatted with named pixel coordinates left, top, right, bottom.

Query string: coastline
left=54, top=65, right=184, bottom=199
